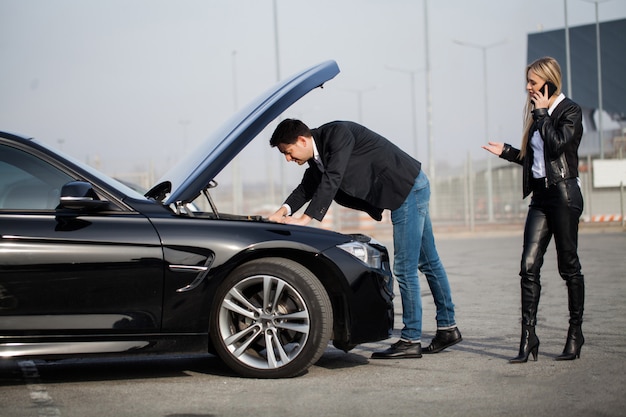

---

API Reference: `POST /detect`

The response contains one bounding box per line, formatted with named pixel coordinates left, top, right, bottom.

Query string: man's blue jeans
left=391, top=171, right=456, bottom=342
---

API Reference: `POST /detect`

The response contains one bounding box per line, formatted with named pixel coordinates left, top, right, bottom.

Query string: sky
left=1, top=0, right=625, bottom=190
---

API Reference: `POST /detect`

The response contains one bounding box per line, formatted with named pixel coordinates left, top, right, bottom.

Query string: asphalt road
left=1, top=228, right=625, bottom=417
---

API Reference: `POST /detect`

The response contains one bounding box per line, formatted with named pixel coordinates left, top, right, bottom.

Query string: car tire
left=209, top=257, right=333, bottom=378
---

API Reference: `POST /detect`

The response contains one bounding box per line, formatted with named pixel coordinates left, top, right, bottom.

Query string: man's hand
left=268, top=206, right=289, bottom=223
left=283, top=214, right=312, bottom=226
left=268, top=207, right=312, bottom=226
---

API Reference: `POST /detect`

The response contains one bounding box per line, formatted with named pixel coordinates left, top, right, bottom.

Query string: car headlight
left=337, top=241, right=382, bottom=269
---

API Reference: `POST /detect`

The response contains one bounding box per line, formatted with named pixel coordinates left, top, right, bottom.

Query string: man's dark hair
left=269, top=119, right=311, bottom=147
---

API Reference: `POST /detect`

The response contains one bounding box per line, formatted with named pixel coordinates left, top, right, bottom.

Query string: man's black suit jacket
left=283, top=121, right=421, bottom=222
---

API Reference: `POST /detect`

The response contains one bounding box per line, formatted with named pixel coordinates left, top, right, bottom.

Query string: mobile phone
left=542, top=81, right=557, bottom=98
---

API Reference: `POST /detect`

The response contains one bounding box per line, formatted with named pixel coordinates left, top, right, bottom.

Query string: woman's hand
left=531, top=84, right=551, bottom=109
left=482, top=141, right=504, bottom=156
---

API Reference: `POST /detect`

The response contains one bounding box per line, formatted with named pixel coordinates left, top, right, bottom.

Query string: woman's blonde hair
left=519, top=56, right=562, bottom=158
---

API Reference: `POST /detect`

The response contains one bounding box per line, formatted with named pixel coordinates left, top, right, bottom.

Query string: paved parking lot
left=1, top=227, right=624, bottom=417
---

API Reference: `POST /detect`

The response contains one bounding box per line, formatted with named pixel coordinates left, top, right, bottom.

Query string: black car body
left=0, top=60, right=394, bottom=378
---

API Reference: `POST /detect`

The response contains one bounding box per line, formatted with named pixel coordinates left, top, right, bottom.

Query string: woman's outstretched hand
left=482, top=141, right=504, bottom=156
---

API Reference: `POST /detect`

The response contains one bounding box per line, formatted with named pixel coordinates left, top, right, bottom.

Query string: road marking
left=18, top=360, right=61, bottom=417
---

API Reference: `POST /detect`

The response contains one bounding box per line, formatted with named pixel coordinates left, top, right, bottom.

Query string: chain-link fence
left=114, top=155, right=625, bottom=235
left=314, top=155, right=626, bottom=235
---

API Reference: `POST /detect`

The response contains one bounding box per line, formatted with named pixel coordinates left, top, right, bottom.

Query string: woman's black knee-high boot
left=556, top=278, right=585, bottom=360
left=510, top=278, right=541, bottom=363
left=510, top=324, right=539, bottom=363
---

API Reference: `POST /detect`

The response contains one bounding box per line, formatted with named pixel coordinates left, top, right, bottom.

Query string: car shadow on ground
left=0, top=335, right=530, bottom=385
left=314, top=346, right=370, bottom=370
left=0, top=354, right=241, bottom=386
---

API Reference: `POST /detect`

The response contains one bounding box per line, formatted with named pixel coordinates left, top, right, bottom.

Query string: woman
left=482, top=56, right=585, bottom=363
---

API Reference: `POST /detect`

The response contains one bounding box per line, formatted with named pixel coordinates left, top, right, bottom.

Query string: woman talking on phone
left=482, top=56, right=585, bottom=363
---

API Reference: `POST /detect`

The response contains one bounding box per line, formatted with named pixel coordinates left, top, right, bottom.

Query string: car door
left=0, top=143, right=164, bottom=334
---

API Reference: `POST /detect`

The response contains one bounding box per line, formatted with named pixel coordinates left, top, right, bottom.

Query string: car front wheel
left=210, top=257, right=333, bottom=378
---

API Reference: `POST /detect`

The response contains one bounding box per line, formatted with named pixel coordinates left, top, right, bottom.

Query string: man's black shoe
left=371, top=340, right=422, bottom=359
left=423, top=327, right=462, bottom=354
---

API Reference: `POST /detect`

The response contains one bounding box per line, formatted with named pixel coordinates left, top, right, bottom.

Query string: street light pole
left=453, top=39, right=506, bottom=223
left=386, top=66, right=422, bottom=159
left=595, top=1, right=604, bottom=159
left=414, top=0, right=439, bottom=217
left=271, top=0, right=282, bottom=203
left=582, top=0, right=610, bottom=159
left=231, top=50, right=243, bottom=213
left=564, top=0, right=573, bottom=98
left=341, top=86, right=376, bottom=123
left=423, top=0, right=434, bottom=182
left=178, top=119, right=191, bottom=148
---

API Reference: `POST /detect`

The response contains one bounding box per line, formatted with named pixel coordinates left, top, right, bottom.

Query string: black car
left=0, top=60, right=394, bottom=378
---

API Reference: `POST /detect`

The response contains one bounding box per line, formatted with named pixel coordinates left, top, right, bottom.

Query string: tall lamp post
left=422, top=0, right=437, bottom=214
left=271, top=0, right=282, bottom=203
left=178, top=119, right=191, bottom=148
left=453, top=39, right=506, bottom=223
left=231, top=50, right=243, bottom=213
left=341, top=86, right=376, bottom=123
left=564, top=0, right=573, bottom=99
left=386, top=66, right=422, bottom=159
left=582, top=0, right=610, bottom=159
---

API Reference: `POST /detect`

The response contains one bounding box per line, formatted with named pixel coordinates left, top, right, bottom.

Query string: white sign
left=593, top=159, right=626, bottom=188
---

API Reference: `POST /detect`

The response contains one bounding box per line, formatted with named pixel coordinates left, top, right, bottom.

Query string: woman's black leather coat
left=499, top=97, right=583, bottom=198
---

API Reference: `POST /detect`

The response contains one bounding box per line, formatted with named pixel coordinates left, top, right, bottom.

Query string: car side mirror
left=58, top=181, right=108, bottom=210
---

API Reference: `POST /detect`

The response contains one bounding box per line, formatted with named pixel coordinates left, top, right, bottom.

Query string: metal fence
left=114, top=155, right=626, bottom=234
left=312, top=156, right=626, bottom=235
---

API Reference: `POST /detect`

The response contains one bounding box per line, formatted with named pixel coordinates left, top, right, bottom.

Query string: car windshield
left=34, top=138, right=148, bottom=201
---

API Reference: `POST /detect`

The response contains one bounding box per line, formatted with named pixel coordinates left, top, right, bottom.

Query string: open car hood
left=150, top=60, right=340, bottom=205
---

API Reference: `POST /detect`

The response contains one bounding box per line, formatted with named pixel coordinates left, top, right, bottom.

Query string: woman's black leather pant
left=519, top=178, right=585, bottom=327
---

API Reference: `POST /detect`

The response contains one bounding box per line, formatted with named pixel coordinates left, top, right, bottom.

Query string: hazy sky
left=1, top=0, right=625, bottom=188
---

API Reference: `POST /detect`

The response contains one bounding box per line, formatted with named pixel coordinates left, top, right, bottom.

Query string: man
left=268, top=119, right=462, bottom=358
